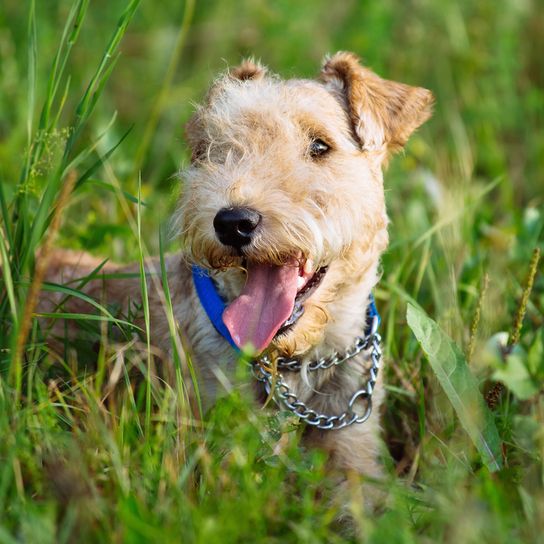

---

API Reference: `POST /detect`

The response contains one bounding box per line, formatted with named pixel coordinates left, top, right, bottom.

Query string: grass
left=0, top=0, right=543, bottom=542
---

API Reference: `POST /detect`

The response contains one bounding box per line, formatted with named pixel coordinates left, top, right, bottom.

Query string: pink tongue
left=222, top=261, right=299, bottom=353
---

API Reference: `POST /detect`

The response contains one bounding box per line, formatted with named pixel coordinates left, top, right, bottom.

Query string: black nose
left=213, top=207, right=262, bottom=249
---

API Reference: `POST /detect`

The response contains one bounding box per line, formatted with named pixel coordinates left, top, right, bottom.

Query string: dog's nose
left=213, top=207, right=262, bottom=249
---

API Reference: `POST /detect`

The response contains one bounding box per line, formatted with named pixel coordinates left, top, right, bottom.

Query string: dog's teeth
left=297, top=276, right=306, bottom=289
left=304, top=259, right=314, bottom=275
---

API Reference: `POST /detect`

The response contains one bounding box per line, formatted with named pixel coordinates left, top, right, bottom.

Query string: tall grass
left=0, top=0, right=543, bottom=542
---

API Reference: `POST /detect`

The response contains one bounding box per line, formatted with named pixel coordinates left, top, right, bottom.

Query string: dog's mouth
left=222, top=256, right=327, bottom=353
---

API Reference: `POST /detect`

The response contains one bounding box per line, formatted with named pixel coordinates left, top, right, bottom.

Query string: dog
left=42, top=52, right=433, bottom=510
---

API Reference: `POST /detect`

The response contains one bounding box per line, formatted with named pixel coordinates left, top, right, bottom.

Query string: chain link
left=252, top=315, right=382, bottom=430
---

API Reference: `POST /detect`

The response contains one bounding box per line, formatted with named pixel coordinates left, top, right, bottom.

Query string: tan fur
left=43, top=53, right=432, bottom=513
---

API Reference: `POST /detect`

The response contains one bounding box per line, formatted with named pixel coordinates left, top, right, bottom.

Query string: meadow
left=0, top=0, right=543, bottom=542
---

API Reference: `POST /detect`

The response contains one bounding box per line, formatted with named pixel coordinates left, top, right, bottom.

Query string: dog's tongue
left=222, top=261, right=299, bottom=353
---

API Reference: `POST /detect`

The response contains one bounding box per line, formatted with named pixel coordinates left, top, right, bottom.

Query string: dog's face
left=179, top=52, right=432, bottom=355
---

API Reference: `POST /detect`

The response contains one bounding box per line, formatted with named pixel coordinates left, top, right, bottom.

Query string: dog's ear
left=319, top=51, right=433, bottom=154
left=185, top=59, right=268, bottom=163
left=230, top=58, right=267, bottom=81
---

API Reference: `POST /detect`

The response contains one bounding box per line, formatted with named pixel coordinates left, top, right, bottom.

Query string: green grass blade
left=39, top=0, right=88, bottom=133
left=40, top=282, right=132, bottom=328
left=0, top=175, right=12, bottom=248
left=73, top=126, right=133, bottom=190
left=0, top=229, right=18, bottom=329
left=136, top=177, right=152, bottom=436
left=19, top=123, right=133, bottom=271
left=21, top=125, right=133, bottom=275
left=407, top=303, right=503, bottom=472
left=20, top=0, right=88, bottom=186
left=64, top=0, right=140, bottom=158
left=14, top=0, right=132, bottom=279
left=35, top=312, right=140, bottom=331
left=26, top=0, right=37, bottom=150
left=86, top=179, right=144, bottom=206
left=62, top=111, right=118, bottom=174
left=159, top=225, right=201, bottom=420
left=50, top=75, right=72, bottom=130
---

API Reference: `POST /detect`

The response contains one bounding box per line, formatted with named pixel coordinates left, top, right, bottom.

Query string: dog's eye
left=309, top=138, right=330, bottom=158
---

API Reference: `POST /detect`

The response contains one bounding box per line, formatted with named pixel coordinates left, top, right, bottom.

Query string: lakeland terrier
left=43, top=52, right=433, bottom=507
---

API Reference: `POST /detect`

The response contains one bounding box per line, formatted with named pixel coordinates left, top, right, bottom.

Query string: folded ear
left=186, top=59, right=269, bottom=163
left=319, top=51, right=433, bottom=155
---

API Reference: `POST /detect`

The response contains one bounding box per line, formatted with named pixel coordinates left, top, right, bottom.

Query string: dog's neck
left=312, top=261, right=380, bottom=356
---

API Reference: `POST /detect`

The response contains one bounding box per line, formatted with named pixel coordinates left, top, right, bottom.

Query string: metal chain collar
left=251, top=315, right=382, bottom=430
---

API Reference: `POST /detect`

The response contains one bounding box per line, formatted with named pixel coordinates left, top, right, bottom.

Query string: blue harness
left=192, top=265, right=380, bottom=352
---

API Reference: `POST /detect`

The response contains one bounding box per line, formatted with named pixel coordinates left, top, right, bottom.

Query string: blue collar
left=192, top=265, right=239, bottom=349
left=191, top=265, right=380, bottom=352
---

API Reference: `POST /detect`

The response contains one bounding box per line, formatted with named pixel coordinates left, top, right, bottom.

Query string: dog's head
left=178, top=52, right=433, bottom=355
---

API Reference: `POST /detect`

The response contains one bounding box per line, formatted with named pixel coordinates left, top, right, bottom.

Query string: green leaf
left=494, top=351, right=540, bottom=400
left=527, top=329, right=544, bottom=377
left=35, top=312, right=140, bottom=332
left=407, top=303, right=503, bottom=472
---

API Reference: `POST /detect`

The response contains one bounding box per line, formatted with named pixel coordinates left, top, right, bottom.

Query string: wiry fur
left=43, top=53, right=433, bottom=514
